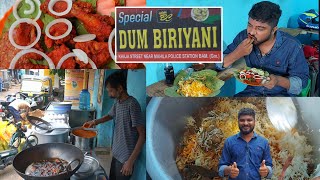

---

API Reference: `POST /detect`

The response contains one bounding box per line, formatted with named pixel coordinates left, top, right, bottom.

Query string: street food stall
left=0, top=69, right=147, bottom=180
left=0, top=70, right=103, bottom=179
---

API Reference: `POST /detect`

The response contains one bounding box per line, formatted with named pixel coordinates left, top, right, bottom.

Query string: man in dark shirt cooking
left=84, top=71, right=146, bottom=180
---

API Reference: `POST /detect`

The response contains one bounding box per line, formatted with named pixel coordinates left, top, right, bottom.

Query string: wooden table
left=146, top=58, right=246, bottom=97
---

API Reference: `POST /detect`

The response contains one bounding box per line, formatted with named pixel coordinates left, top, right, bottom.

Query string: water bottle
left=164, top=63, right=174, bottom=85
left=79, top=89, right=90, bottom=110
left=79, top=70, right=90, bottom=110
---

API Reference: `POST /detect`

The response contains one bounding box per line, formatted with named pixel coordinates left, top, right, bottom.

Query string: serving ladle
left=44, top=126, right=97, bottom=133
left=27, top=115, right=97, bottom=133
left=266, top=97, right=298, bottom=132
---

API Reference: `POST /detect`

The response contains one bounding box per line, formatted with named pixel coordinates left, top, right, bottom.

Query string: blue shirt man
left=218, top=108, right=273, bottom=179
left=219, top=1, right=309, bottom=96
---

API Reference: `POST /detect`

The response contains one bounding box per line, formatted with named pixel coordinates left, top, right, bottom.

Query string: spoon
left=266, top=97, right=297, bottom=132
left=45, top=126, right=98, bottom=133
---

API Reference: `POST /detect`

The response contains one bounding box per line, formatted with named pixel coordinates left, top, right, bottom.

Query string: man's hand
left=263, top=74, right=278, bottom=89
left=20, top=112, right=28, bottom=120
left=83, top=120, right=95, bottom=128
left=230, top=162, right=239, bottom=178
left=259, top=160, right=269, bottom=178
left=223, top=37, right=254, bottom=68
left=235, top=38, right=254, bottom=57
left=120, top=159, right=134, bottom=176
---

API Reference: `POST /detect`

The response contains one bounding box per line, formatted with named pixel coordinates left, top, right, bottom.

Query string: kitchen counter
left=146, top=58, right=246, bottom=97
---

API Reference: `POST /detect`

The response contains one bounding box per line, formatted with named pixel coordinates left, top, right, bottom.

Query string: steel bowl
left=70, top=129, right=97, bottom=151
left=72, top=155, right=100, bottom=179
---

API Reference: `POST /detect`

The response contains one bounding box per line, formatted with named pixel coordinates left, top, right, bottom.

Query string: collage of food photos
left=0, top=0, right=319, bottom=180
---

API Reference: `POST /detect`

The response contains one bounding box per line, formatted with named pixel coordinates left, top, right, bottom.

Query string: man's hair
left=249, top=1, right=282, bottom=28
left=105, top=71, right=127, bottom=90
left=238, top=108, right=256, bottom=120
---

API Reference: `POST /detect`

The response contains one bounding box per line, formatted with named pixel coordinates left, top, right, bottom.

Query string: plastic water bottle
left=164, top=63, right=174, bottom=85
left=79, top=70, right=90, bottom=110
left=79, top=89, right=90, bottom=110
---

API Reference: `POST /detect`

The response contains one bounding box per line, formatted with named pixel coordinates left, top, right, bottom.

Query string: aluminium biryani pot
left=146, top=97, right=320, bottom=180
left=70, top=128, right=97, bottom=151
left=33, top=122, right=70, bottom=144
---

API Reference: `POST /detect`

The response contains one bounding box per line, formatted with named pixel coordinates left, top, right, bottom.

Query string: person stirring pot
left=84, top=71, right=146, bottom=180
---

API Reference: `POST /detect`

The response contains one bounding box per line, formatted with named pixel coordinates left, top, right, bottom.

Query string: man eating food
left=218, top=1, right=309, bottom=97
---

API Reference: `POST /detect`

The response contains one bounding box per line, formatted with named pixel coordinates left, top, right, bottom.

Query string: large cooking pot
left=70, top=128, right=97, bottom=151
left=27, top=115, right=69, bottom=144
left=147, top=97, right=209, bottom=180
left=32, top=122, right=69, bottom=144
left=13, top=143, right=84, bottom=180
left=146, top=97, right=320, bottom=180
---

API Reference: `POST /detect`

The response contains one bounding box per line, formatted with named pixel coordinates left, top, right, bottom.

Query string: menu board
left=116, top=7, right=222, bottom=63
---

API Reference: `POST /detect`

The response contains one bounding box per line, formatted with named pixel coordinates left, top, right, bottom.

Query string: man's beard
left=239, top=125, right=254, bottom=135
left=253, top=31, right=273, bottom=46
left=109, top=93, right=120, bottom=99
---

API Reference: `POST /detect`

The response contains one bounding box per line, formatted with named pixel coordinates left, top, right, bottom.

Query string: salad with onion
left=235, top=67, right=270, bottom=85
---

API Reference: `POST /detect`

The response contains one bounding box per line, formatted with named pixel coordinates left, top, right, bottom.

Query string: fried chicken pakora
left=75, top=41, right=110, bottom=68
left=47, top=44, right=76, bottom=69
left=44, top=23, right=77, bottom=49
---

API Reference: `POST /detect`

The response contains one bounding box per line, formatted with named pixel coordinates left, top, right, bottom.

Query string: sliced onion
left=10, top=48, right=55, bottom=69
left=24, top=0, right=35, bottom=15
left=73, top=49, right=88, bottom=64
left=48, top=0, right=72, bottom=17
left=73, top=34, right=96, bottom=42
left=88, top=58, right=97, bottom=69
left=239, top=74, right=246, bottom=80
left=262, top=79, right=268, bottom=84
left=45, top=18, right=72, bottom=40
left=108, top=28, right=115, bottom=61
left=57, top=52, right=97, bottom=69
left=13, top=0, right=41, bottom=21
left=57, top=52, right=75, bottom=69
left=9, top=18, right=41, bottom=50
